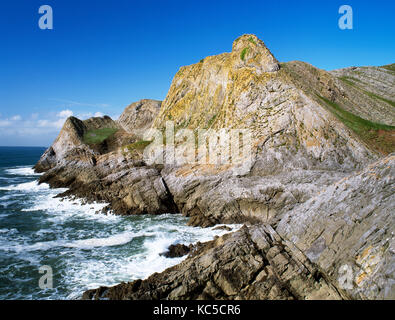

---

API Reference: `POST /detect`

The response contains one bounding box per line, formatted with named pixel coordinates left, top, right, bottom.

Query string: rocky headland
left=34, top=34, right=395, bottom=300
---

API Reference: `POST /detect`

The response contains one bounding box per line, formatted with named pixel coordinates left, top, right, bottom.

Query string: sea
left=0, top=146, right=239, bottom=299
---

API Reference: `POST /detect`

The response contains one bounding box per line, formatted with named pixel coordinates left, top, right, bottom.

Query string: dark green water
left=0, top=147, right=239, bottom=299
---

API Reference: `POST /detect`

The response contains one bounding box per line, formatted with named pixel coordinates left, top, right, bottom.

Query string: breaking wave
left=0, top=164, right=241, bottom=299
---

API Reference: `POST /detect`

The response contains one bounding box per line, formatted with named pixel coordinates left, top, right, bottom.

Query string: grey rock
left=276, top=154, right=395, bottom=299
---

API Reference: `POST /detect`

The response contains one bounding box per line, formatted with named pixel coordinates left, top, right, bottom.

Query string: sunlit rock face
left=35, top=34, right=394, bottom=300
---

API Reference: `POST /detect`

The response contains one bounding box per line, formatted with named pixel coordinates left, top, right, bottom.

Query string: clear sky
left=0, top=0, right=394, bottom=147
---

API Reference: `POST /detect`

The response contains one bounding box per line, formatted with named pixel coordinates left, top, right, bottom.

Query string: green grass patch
left=339, top=76, right=362, bottom=85
left=248, top=36, right=256, bottom=45
left=339, top=77, right=395, bottom=107
left=240, top=47, right=249, bottom=61
left=83, top=128, right=118, bottom=145
left=317, top=95, right=395, bottom=154
left=339, top=76, right=355, bottom=86
left=317, top=95, right=393, bottom=131
left=125, top=140, right=152, bottom=153
left=363, top=90, right=395, bottom=108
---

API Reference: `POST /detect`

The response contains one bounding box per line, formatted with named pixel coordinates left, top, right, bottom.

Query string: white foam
left=0, top=228, right=18, bottom=235
left=69, top=222, right=242, bottom=298
left=10, top=230, right=149, bottom=252
left=0, top=199, right=19, bottom=208
left=20, top=186, right=120, bottom=223
left=5, top=167, right=41, bottom=176
left=0, top=181, right=49, bottom=192
left=64, top=231, right=150, bottom=249
left=0, top=170, right=242, bottom=299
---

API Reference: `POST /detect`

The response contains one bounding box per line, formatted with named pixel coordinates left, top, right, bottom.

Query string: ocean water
left=0, top=147, right=240, bottom=300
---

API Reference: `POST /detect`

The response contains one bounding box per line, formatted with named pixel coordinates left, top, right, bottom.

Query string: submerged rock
left=160, top=244, right=191, bottom=258
left=212, top=225, right=232, bottom=232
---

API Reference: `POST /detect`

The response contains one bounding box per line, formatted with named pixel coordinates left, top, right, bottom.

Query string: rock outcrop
left=146, top=33, right=384, bottom=226
left=277, top=154, right=395, bottom=299
left=83, top=154, right=394, bottom=300
left=34, top=34, right=394, bottom=300
left=35, top=99, right=177, bottom=216
left=83, top=225, right=344, bottom=300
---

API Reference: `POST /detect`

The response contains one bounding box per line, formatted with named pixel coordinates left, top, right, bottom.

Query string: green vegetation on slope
left=339, top=77, right=395, bottom=107
left=317, top=95, right=395, bottom=154
left=83, top=128, right=118, bottom=145
left=339, top=76, right=361, bottom=86
left=240, top=47, right=249, bottom=61
left=363, top=90, right=395, bottom=108
left=123, top=140, right=153, bottom=157
left=248, top=36, right=256, bottom=45
left=125, top=139, right=152, bottom=151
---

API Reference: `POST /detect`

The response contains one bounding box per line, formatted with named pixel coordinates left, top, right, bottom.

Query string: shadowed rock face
left=34, top=34, right=394, bottom=300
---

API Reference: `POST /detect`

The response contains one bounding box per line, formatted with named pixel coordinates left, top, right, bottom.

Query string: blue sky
left=0, top=0, right=394, bottom=147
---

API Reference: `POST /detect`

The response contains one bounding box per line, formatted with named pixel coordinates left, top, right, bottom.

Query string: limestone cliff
left=34, top=115, right=118, bottom=172
left=34, top=34, right=394, bottom=300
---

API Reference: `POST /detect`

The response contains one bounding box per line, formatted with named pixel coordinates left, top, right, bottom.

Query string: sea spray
left=0, top=157, right=241, bottom=299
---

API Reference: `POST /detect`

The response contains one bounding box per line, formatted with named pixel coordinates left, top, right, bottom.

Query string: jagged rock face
left=34, top=116, right=116, bottom=172
left=36, top=99, right=163, bottom=172
left=34, top=35, right=394, bottom=300
left=38, top=152, right=178, bottom=216
left=283, top=61, right=395, bottom=155
left=161, top=166, right=350, bottom=227
left=232, top=34, right=280, bottom=73
left=35, top=100, right=177, bottom=216
left=276, top=154, right=395, bottom=299
left=144, top=34, right=382, bottom=226
left=153, top=34, right=283, bottom=130
left=330, top=65, right=395, bottom=126
left=83, top=155, right=394, bottom=300
left=153, top=35, right=377, bottom=171
left=82, top=225, right=343, bottom=300
left=117, top=99, right=162, bottom=135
